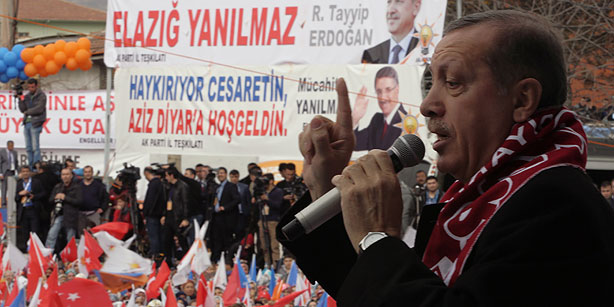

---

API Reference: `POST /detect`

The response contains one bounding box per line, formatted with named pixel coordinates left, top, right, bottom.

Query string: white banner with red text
left=104, top=0, right=447, bottom=66
left=0, top=90, right=115, bottom=149
left=114, top=64, right=438, bottom=162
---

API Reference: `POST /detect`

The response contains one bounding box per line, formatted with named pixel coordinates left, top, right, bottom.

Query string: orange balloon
left=33, top=54, right=46, bottom=68
left=34, top=45, right=44, bottom=55
left=45, top=61, right=60, bottom=75
left=39, top=67, right=48, bottom=77
left=77, top=37, right=91, bottom=50
left=55, top=40, right=66, bottom=52
left=21, top=48, right=35, bottom=63
left=54, top=51, right=67, bottom=66
left=24, top=63, right=38, bottom=77
left=79, top=59, right=93, bottom=71
left=75, top=49, right=89, bottom=65
left=43, top=44, right=56, bottom=60
left=64, top=42, right=78, bottom=58
left=65, top=58, right=78, bottom=71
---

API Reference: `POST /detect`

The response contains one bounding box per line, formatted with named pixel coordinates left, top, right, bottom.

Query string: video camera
left=11, top=81, right=25, bottom=97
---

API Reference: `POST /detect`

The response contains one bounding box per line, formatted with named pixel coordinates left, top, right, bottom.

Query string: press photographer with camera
left=14, top=165, right=45, bottom=252
left=143, top=166, right=166, bottom=257
left=17, top=79, right=47, bottom=168
left=276, top=163, right=308, bottom=213
left=46, top=167, right=82, bottom=250
left=255, top=173, right=283, bottom=268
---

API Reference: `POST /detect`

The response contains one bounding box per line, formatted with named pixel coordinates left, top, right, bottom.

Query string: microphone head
left=388, top=134, right=425, bottom=169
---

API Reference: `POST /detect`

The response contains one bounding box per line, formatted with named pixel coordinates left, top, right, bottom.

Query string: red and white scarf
left=422, top=107, right=587, bottom=286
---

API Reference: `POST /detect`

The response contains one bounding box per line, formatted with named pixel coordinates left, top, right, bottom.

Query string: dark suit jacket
left=278, top=166, right=614, bottom=306
left=167, top=179, right=190, bottom=227
left=15, top=178, right=45, bottom=221
left=214, top=181, right=241, bottom=226
left=361, top=36, right=419, bottom=64
left=0, top=149, right=18, bottom=174
left=354, top=105, right=406, bottom=151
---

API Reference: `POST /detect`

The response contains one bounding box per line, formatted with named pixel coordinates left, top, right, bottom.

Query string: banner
left=104, top=0, right=447, bottom=66
left=0, top=91, right=116, bottom=149
left=114, top=64, right=437, bottom=161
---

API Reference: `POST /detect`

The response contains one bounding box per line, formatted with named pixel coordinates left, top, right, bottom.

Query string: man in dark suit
left=15, top=165, right=45, bottom=251
left=161, top=167, right=191, bottom=266
left=229, top=169, right=251, bottom=241
left=353, top=66, right=406, bottom=151
left=362, top=0, right=421, bottom=64
left=210, top=167, right=240, bottom=263
left=1, top=140, right=19, bottom=207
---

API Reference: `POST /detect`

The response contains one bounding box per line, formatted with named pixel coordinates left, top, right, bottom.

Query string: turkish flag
left=91, top=222, right=132, bottom=240
left=61, top=237, right=78, bottom=263
left=83, top=231, right=104, bottom=259
left=39, top=264, right=58, bottom=307
left=196, top=273, right=216, bottom=307
left=146, top=261, right=170, bottom=300
left=166, top=283, right=178, bottom=307
left=53, top=278, right=112, bottom=307
left=28, top=233, right=50, bottom=298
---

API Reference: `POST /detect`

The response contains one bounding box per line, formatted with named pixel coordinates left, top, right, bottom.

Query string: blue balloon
left=0, top=60, right=6, bottom=73
left=3, top=52, right=17, bottom=66
left=12, top=44, right=25, bottom=54
left=15, top=59, right=25, bottom=70
left=18, top=71, right=28, bottom=80
left=0, top=47, right=8, bottom=59
left=0, top=74, right=9, bottom=83
left=6, top=67, right=18, bottom=79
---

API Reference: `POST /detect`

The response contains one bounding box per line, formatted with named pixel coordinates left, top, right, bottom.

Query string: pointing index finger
left=336, top=78, right=353, bottom=132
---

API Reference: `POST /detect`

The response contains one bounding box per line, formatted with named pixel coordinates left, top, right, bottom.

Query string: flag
left=8, top=287, right=25, bottom=307
left=38, top=264, right=58, bottom=307
left=83, top=231, right=104, bottom=258
left=2, top=242, right=27, bottom=273
left=91, top=222, right=132, bottom=240
left=286, top=261, right=298, bottom=286
left=171, top=220, right=210, bottom=286
left=159, top=288, right=166, bottom=306
left=27, top=278, right=42, bottom=307
left=6, top=276, right=19, bottom=306
left=268, top=268, right=276, bottom=296
left=97, top=271, right=149, bottom=293
left=294, top=274, right=311, bottom=306
left=223, top=256, right=249, bottom=306
left=101, top=245, right=152, bottom=275
left=212, top=252, right=227, bottom=291
left=93, top=231, right=135, bottom=254
left=316, top=291, right=337, bottom=307
left=196, top=274, right=216, bottom=307
left=0, top=281, right=8, bottom=303
left=53, top=278, right=113, bottom=306
left=77, top=233, right=102, bottom=276
left=27, top=233, right=52, bottom=298
left=272, top=277, right=284, bottom=301
left=146, top=261, right=170, bottom=300
left=60, top=237, right=77, bottom=263
left=271, top=289, right=308, bottom=307
left=248, top=254, right=257, bottom=283
left=165, top=283, right=177, bottom=307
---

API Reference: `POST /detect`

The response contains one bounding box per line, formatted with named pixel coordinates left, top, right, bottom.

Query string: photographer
left=257, top=173, right=283, bottom=268
left=275, top=163, right=307, bottom=214
left=46, top=168, right=82, bottom=250
left=161, top=168, right=190, bottom=266
left=17, top=79, right=47, bottom=167
left=402, top=170, right=427, bottom=230
left=14, top=165, right=44, bottom=252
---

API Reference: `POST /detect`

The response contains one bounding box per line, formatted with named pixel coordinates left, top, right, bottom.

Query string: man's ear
left=512, top=78, right=542, bottom=123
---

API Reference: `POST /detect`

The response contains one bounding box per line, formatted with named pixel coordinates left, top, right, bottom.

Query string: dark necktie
left=391, top=44, right=402, bottom=64
left=382, top=120, right=389, bottom=138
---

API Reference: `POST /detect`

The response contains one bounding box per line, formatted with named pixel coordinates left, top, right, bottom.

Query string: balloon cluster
left=21, top=37, right=93, bottom=78
left=0, top=44, right=27, bottom=83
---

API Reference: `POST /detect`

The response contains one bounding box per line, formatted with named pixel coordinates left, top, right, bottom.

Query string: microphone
left=281, top=134, right=425, bottom=241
